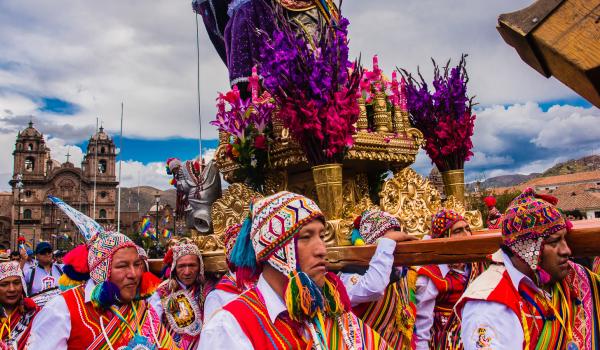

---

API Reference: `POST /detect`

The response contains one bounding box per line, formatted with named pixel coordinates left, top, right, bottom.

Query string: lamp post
left=55, top=218, right=60, bottom=249
left=15, top=174, right=23, bottom=251
left=154, top=193, right=161, bottom=239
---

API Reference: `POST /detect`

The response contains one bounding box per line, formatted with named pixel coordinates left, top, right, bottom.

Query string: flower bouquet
left=259, top=11, right=362, bottom=166
left=258, top=10, right=361, bottom=219
left=399, top=55, right=476, bottom=201
left=210, top=67, right=276, bottom=190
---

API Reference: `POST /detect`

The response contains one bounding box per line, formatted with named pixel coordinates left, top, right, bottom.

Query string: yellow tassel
left=58, top=273, right=82, bottom=291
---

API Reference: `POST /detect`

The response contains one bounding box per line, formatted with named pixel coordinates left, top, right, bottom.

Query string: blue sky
left=0, top=0, right=599, bottom=190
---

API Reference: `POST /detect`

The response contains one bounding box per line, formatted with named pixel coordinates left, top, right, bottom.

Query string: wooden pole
left=148, top=220, right=600, bottom=274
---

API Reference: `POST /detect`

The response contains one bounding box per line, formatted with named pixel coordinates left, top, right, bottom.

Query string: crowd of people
left=0, top=187, right=598, bottom=349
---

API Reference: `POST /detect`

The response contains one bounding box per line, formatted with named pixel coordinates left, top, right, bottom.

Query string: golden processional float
left=155, top=1, right=600, bottom=275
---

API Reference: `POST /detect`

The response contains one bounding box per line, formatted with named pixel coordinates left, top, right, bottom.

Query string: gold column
left=392, top=106, right=405, bottom=133
left=357, top=97, right=368, bottom=131
left=373, top=91, right=391, bottom=133
left=311, top=163, right=344, bottom=219
left=441, top=169, right=465, bottom=203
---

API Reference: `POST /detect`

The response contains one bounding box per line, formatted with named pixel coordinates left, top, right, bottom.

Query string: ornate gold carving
left=443, top=195, right=484, bottom=231
left=357, top=97, right=368, bottom=131
left=392, top=107, right=405, bottom=133
left=264, top=171, right=288, bottom=195
left=380, top=167, right=442, bottom=237
left=192, top=234, right=223, bottom=252
left=211, top=183, right=262, bottom=239
left=373, top=91, right=391, bottom=132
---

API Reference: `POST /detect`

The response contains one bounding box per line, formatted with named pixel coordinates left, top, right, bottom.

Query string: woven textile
left=358, top=210, right=401, bottom=244
left=501, top=187, right=566, bottom=271
left=88, top=232, right=137, bottom=284
left=250, top=191, right=323, bottom=275
left=223, top=224, right=242, bottom=262
left=431, top=209, right=464, bottom=238
left=0, top=261, right=26, bottom=296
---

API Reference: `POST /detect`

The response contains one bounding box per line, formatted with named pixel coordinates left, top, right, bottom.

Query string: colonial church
left=7, top=121, right=117, bottom=249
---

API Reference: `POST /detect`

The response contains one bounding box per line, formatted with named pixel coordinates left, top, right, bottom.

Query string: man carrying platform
left=198, top=191, right=391, bottom=349
left=28, top=197, right=177, bottom=350
left=457, top=188, right=600, bottom=349
left=414, top=209, right=483, bottom=349
left=340, top=209, right=417, bottom=348
left=203, top=223, right=253, bottom=321
left=150, top=240, right=205, bottom=349
left=0, top=261, right=40, bottom=349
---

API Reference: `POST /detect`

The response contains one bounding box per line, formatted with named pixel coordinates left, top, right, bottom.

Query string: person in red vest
left=457, top=188, right=600, bottom=349
left=340, top=209, right=418, bottom=349
left=483, top=196, right=502, bottom=230
left=27, top=197, right=175, bottom=350
left=414, top=209, right=483, bottom=349
left=203, top=223, right=256, bottom=321
left=0, top=261, right=40, bottom=350
left=198, top=191, right=391, bottom=350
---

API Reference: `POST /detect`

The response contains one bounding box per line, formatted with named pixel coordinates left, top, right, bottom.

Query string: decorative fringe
left=23, top=297, right=37, bottom=310
left=90, top=281, right=121, bottom=309
left=58, top=273, right=84, bottom=291
left=230, top=214, right=258, bottom=287
left=138, top=272, right=161, bottom=299
left=321, top=272, right=350, bottom=316
left=350, top=228, right=365, bottom=246
left=62, top=264, right=90, bottom=281
left=537, top=268, right=552, bottom=285
left=63, top=244, right=90, bottom=274
left=284, top=270, right=324, bottom=322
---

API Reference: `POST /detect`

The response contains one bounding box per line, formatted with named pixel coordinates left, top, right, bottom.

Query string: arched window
left=24, top=157, right=35, bottom=172
left=100, top=147, right=105, bottom=154
left=27, top=143, right=33, bottom=151
left=99, top=209, right=107, bottom=219
left=23, top=209, right=32, bottom=219
left=100, top=191, right=107, bottom=199
left=98, top=160, right=107, bottom=174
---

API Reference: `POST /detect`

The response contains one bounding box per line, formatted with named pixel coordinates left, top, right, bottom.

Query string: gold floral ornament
left=380, top=167, right=442, bottom=237
left=442, top=195, right=484, bottom=230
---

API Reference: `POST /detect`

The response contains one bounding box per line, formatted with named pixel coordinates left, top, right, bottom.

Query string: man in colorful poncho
left=414, top=209, right=483, bottom=349
left=0, top=261, right=40, bottom=350
left=198, top=191, right=390, bottom=350
left=340, top=209, right=417, bottom=349
left=150, top=240, right=205, bottom=349
left=203, top=223, right=252, bottom=321
left=28, top=197, right=177, bottom=350
left=457, top=188, right=600, bottom=349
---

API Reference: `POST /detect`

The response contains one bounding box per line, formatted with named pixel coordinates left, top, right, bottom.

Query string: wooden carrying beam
left=497, top=0, right=600, bottom=107
left=327, top=220, right=600, bottom=268
left=150, top=220, right=600, bottom=274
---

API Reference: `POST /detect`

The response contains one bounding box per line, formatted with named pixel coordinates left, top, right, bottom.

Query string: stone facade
left=7, top=122, right=117, bottom=250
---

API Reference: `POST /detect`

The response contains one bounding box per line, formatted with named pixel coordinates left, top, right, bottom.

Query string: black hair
left=500, top=244, right=514, bottom=257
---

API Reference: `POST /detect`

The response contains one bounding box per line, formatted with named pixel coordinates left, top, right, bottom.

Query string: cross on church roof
left=66, top=147, right=71, bottom=163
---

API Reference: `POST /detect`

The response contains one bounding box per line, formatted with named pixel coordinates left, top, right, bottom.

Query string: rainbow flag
left=140, top=218, right=152, bottom=237
left=162, top=229, right=172, bottom=239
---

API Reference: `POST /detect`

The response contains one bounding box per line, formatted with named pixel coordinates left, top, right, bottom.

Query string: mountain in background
left=119, top=186, right=177, bottom=214
left=468, top=154, right=600, bottom=190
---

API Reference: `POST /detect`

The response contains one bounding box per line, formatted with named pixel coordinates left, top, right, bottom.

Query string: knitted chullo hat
left=170, top=242, right=204, bottom=282
left=351, top=209, right=401, bottom=245
left=501, top=187, right=566, bottom=284
left=0, top=262, right=27, bottom=296
left=230, top=191, right=350, bottom=322
left=223, top=224, right=242, bottom=270
left=431, top=209, right=465, bottom=238
left=49, top=196, right=156, bottom=308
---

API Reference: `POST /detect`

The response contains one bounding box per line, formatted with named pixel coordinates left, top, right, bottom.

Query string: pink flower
left=254, top=134, right=267, bottom=150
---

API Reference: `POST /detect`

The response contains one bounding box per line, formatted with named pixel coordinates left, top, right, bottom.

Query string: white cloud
left=119, top=160, right=171, bottom=190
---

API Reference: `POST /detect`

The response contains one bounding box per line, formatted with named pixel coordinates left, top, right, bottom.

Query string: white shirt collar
left=439, top=264, right=450, bottom=277
left=84, top=279, right=97, bottom=303
left=256, top=274, right=287, bottom=324
left=502, top=251, right=540, bottom=292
